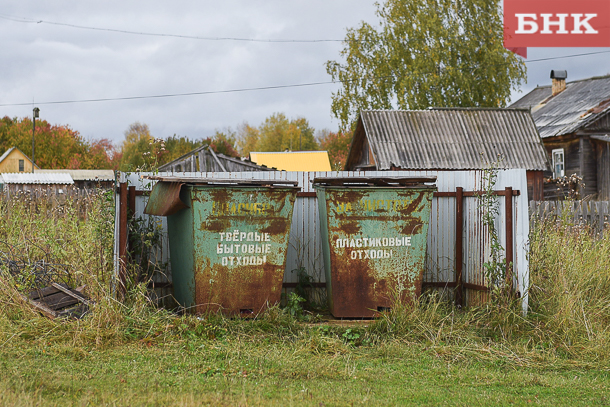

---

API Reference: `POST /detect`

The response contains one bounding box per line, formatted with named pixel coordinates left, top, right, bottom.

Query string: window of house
left=18, top=159, right=24, bottom=172
left=552, top=148, right=565, bottom=178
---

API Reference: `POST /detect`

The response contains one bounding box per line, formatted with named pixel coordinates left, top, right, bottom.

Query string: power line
left=0, top=45, right=606, bottom=108
left=0, top=13, right=345, bottom=43
left=0, top=80, right=347, bottom=107
left=524, top=50, right=610, bottom=63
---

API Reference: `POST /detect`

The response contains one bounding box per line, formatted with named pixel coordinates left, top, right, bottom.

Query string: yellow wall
left=249, top=151, right=332, bottom=171
left=0, top=149, right=36, bottom=173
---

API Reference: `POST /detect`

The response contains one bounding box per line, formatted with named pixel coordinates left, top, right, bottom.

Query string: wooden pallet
left=24, top=283, right=91, bottom=319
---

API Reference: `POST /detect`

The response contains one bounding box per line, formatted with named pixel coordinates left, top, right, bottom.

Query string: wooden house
left=0, top=147, right=39, bottom=173
left=344, top=109, right=550, bottom=200
left=510, top=72, right=610, bottom=199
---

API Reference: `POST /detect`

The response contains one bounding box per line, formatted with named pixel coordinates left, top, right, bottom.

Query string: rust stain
left=339, top=221, right=359, bottom=235
left=318, top=186, right=434, bottom=318
left=261, top=219, right=289, bottom=235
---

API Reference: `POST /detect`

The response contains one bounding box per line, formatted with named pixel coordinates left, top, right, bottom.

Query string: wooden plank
left=22, top=295, right=58, bottom=319
left=29, top=285, right=61, bottom=301
left=52, top=283, right=92, bottom=306
left=46, top=295, right=80, bottom=311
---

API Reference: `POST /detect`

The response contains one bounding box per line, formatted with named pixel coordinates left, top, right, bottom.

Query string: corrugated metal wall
left=114, top=170, right=529, bottom=311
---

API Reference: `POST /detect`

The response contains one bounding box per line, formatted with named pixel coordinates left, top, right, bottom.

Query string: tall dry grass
left=0, top=192, right=609, bottom=369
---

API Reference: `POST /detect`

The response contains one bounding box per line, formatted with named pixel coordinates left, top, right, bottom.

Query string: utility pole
left=32, top=107, right=39, bottom=173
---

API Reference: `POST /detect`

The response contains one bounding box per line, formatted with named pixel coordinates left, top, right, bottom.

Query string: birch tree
left=326, top=0, right=526, bottom=129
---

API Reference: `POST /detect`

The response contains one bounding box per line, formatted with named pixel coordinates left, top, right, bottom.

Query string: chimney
left=551, top=70, right=567, bottom=96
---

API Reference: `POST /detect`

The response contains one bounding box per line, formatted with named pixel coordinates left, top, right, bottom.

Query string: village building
left=344, top=108, right=550, bottom=200
left=249, top=151, right=331, bottom=171
left=0, top=172, right=73, bottom=196
left=0, top=147, right=39, bottom=173
left=159, top=145, right=273, bottom=172
left=510, top=71, right=610, bottom=200
left=36, top=169, right=115, bottom=190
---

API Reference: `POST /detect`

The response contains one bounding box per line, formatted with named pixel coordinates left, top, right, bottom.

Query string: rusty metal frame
left=424, top=187, right=520, bottom=307
left=118, top=182, right=128, bottom=300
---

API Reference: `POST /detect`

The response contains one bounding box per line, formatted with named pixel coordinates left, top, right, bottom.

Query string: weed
left=284, top=292, right=306, bottom=319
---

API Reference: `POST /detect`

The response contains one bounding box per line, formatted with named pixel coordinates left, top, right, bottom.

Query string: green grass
left=1, top=194, right=610, bottom=405
left=1, top=334, right=609, bottom=406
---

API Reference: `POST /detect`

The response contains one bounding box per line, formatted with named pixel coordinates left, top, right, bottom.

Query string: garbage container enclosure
left=314, top=177, right=436, bottom=318
left=144, top=177, right=298, bottom=315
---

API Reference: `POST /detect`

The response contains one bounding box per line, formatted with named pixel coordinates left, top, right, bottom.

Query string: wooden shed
left=0, top=172, right=73, bottom=196
left=158, top=145, right=273, bottom=172
left=344, top=109, right=550, bottom=200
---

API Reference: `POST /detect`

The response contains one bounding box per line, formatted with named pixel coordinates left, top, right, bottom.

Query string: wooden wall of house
left=526, top=171, right=544, bottom=200
left=543, top=137, right=598, bottom=199
left=596, top=141, right=610, bottom=200
left=581, top=137, right=598, bottom=198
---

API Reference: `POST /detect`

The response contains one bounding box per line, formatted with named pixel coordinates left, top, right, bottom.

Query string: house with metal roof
left=0, top=147, right=40, bottom=173
left=158, top=145, right=273, bottom=172
left=249, top=151, right=332, bottom=171
left=36, top=169, right=115, bottom=189
left=510, top=71, right=610, bottom=199
left=344, top=108, right=550, bottom=200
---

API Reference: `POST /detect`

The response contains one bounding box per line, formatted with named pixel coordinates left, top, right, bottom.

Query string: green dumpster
left=313, top=177, right=436, bottom=318
left=144, top=177, right=298, bottom=315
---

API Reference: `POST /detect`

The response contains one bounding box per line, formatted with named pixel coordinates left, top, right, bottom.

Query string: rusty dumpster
left=313, top=177, right=436, bottom=318
left=144, top=176, right=298, bottom=315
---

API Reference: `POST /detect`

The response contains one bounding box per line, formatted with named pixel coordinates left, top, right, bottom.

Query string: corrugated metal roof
left=0, top=173, right=74, bottom=184
left=36, top=169, right=115, bottom=181
left=509, top=75, right=610, bottom=138
left=249, top=151, right=332, bottom=171
left=355, top=109, right=549, bottom=171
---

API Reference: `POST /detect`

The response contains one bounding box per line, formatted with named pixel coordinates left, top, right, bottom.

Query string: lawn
left=2, top=332, right=609, bottom=406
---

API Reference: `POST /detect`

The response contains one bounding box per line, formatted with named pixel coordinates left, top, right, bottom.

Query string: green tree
left=326, top=0, right=527, bottom=129
left=317, top=129, right=353, bottom=170
left=208, top=130, right=239, bottom=157
left=237, top=113, right=318, bottom=155
left=118, top=122, right=158, bottom=171
left=236, top=123, right=261, bottom=157
left=118, top=123, right=241, bottom=171
left=163, top=135, right=206, bottom=163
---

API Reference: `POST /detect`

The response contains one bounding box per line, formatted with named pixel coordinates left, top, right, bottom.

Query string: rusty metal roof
left=350, top=109, right=549, bottom=171
left=510, top=75, right=610, bottom=138
left=0, top=173, right=74, bottom=184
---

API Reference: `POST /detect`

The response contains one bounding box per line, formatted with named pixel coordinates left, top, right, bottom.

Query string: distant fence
left=529, top=200, right=610, bottom=235
left=0, top=186, right=111, bottom=220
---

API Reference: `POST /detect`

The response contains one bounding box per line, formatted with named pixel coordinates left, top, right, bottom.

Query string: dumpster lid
left=143, top=175, right=298, bottom=187
left=143, top=176, right=299, bottom=216
left=312, top=176, right=436, bottom=188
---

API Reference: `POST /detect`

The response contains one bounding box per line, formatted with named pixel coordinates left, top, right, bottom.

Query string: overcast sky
left=1, top=1, right=609, bottom=148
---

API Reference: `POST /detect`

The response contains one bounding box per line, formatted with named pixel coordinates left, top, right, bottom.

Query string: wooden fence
left=529, top=201, right=610, bottom=236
